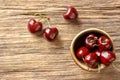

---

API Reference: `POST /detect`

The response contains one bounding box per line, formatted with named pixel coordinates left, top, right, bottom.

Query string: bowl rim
left=70, top=28, right=114, bottom=72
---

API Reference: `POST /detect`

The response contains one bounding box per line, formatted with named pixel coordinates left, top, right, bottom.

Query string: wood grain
left=0, top=0, right=120, bottom=80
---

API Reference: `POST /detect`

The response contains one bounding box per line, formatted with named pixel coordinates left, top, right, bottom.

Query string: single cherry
left=100, top=50, right=116, bottom=66
left=85, top=34, right=98, bottom=48
left=84, top=52, right=99, bottom=68
left=98, top=36, right=112, bottom=50
left=63, top=6, right=78, bottom=20
left=43, top=27, right=58, bottom=41
left=76, top=47, right=89, bottom=59
left=28, top=19, right=42, bottom=33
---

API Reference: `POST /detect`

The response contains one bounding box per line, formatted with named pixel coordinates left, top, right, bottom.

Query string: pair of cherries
left=76, top=34, right=116, bottom=68
left=28, top=18, right=58, bottom=41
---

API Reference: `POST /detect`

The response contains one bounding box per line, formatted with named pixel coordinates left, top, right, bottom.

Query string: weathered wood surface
left=0, top=0, right=120, bottom=80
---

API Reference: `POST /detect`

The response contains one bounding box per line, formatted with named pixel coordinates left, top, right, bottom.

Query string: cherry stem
left=34, top=13, right=46, bottom=17
left=34, top=13, right=45, bottom=21
left=98, top=64, right=101, bottom=73
left=111, top=63, right=120, bottom=72
left=34, top=13, right=51, bottom=27
left=95, top=44, right=98, bottom=46
left=46, top=18, right=51, bottom=28
left=82, top=57, right=85, bottom=62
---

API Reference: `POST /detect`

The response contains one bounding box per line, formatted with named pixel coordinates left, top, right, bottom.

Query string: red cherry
left=100, top=51, right=116, bottom=66
left=84, top=52, right=99, bottom=68
left=43, top=27, right=58, bottom=41
left=92, top=50, right=102, bottom=63
left=98, top=36, right=112, bottom=50
left=28, top=19, right=36, bottom=27
left=28, top=19, right=42, bottom=33
left=63, top=6, right=78, bottom=20
left=93, top=50, right=101, bottom=57
left=85, top=34, right=98, bottom=48
left=76, top=47, right=89, bottom=59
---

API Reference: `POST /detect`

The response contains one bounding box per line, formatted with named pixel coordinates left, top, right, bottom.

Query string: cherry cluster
left=76, top=34, right=116, bottom=68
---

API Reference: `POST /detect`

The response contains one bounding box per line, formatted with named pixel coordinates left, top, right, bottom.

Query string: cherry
left=76, top=47, right=89, bottom=59
left=93, top=50, right=102, bottom=64
left=100, top=51, right=116, bottom=66
left=43, top=27, right=58, bottom=41
left=63, top=6, right=78, bottom=20
left=98, top=36, right=112, bottom=50
left=93, top=50, right=101, bottom=57
left=28, top=19, right=42, bottom=33
left=84, top=52, right=99, bottom=68
left=85, top=34, right=98, bottom=48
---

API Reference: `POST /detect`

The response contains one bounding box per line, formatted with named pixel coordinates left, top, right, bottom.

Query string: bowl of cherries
left=70, top=28, right=116, bottom=72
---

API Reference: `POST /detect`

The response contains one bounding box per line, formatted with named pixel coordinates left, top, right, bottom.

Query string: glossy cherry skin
left=98, top=36, right=112, bottom=50
left=100, top=51, right=116, bottom=66
left=85, top=34, right=98, bottom=48
left=76, top=47, right=89, bottom=59
left=93, top=50, right=101, bottom=57
left=43, top=27, right=58, bottom=41
left=28, top=19, right=42, bottom=33
left=84, top=52, right=99, bottom=68
left=63, top=6, right=78, bottom=20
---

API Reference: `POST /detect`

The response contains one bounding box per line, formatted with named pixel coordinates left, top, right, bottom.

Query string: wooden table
left=0, top=0, right=120, bottom=80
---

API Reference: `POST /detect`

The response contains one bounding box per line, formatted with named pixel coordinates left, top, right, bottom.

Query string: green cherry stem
left=34, top=13, right=46, bottom=17
left=98, top=64, right=101, bottom=73
left=46, top=18, right=51, bottom=28
left=34, top=13, right=51, bottom=27
left=34, top=13, right=45, bottom=22
left=82, top=57, right=85, bottom=62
